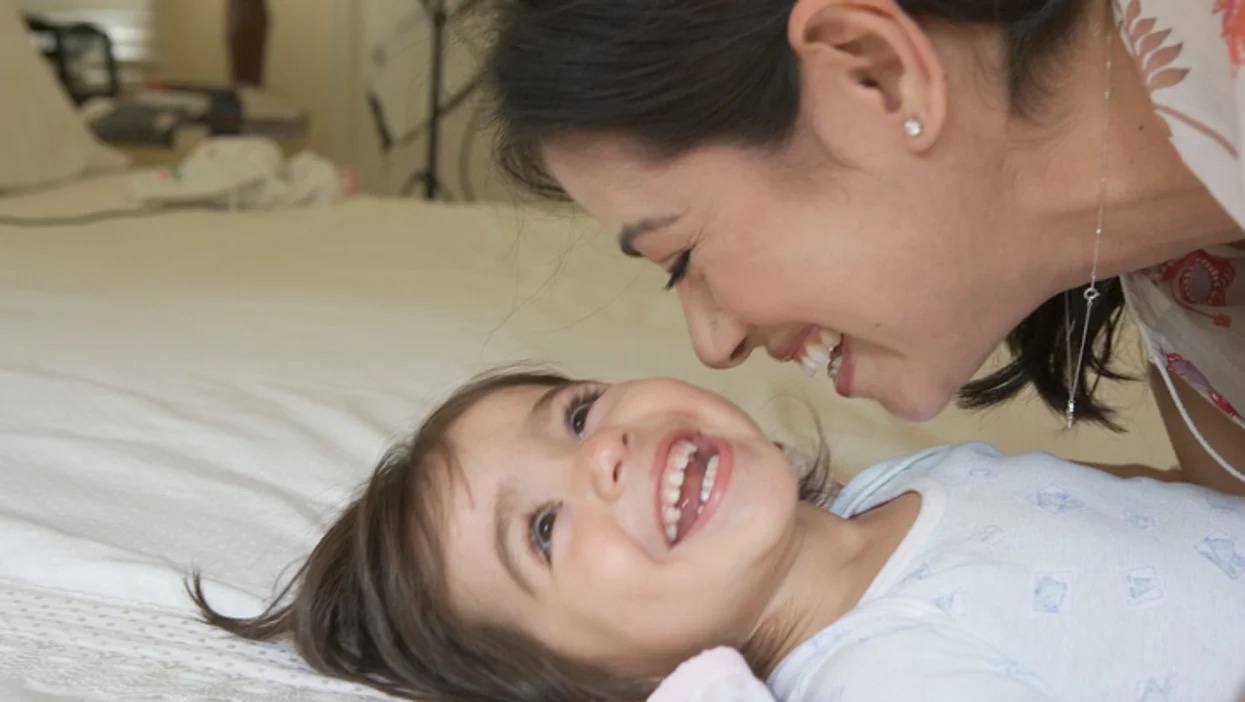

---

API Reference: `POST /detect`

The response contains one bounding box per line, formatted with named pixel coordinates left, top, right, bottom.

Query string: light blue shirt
left=768, top=443, right=1245, bottom=701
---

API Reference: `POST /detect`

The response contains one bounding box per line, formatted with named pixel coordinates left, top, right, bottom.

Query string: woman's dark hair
left=189, top=368, right=838, bottom=701
left=484, top=0, right=1131, bottom=427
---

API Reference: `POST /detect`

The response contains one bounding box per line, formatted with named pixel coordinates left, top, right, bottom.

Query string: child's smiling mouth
left=653, top=432, right=733, bottom=546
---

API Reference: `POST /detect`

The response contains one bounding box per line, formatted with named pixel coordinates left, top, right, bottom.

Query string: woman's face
left=544, top=129, right=1029, bottom=421
left=440, top=379, right=804, bottom=676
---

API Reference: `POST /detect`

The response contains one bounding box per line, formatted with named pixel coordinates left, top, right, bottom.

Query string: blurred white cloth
left=129, top=137, right=351, bottom=208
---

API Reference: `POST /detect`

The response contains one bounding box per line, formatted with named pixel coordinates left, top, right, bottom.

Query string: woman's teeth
left=660, top=439, right=719, bottom=544
left=798, top=329, right=844, bottom=380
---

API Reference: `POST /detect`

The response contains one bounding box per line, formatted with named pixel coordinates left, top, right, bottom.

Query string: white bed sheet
left=0, top=174, right=1176, bottom=701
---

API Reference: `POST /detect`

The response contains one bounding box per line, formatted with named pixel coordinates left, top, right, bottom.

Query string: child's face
left=441, top=378, right=803, bottom=676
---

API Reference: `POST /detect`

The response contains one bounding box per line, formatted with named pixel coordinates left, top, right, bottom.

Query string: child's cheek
left=565, top=514, right=659, bottom=602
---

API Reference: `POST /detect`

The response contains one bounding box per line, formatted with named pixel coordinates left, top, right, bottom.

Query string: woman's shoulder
left=1122, top=246, right=1245, bottom=433
left=1118, top=0, right=1244, bottom=224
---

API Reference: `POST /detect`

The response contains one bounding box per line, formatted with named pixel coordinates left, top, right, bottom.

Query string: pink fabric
left=646, top=647, right=775, bottom=702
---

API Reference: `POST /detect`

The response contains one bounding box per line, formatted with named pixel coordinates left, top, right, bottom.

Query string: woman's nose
left=580, top=429, right=628, bottom=502
left=680, top=287, right=752, bottom=369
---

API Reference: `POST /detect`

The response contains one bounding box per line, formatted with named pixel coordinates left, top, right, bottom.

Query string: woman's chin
left=875, top=384, right=956, bottom=422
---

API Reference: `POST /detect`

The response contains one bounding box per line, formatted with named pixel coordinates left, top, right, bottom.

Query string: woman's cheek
left=699, top=264, right=784, bottom=325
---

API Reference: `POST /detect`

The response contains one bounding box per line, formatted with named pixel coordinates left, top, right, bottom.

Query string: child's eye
left=564, top=387, right=603, bottom=438
left=528, top=502, right=560, bottom=563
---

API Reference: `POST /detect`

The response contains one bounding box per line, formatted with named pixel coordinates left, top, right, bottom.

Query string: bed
left=0, top=167, right=1179, bottom=701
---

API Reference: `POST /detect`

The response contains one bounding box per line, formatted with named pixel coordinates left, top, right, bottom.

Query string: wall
left=152, top=0, right=358, bottom=168
left=348, top=0, right=510, bottom=200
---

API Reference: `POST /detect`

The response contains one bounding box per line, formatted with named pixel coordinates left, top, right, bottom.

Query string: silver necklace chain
left=1064, top=10, right=1115, bottom=429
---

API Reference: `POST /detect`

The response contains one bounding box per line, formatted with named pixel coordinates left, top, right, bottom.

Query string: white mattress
left=0, top=174, right=1176, bottom=701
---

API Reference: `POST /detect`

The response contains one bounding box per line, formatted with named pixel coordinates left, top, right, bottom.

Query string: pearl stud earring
left=903, top=117, right=924, bottom=137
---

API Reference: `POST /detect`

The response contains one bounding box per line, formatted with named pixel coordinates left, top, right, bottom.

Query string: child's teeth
left=661, top=441, right=725, bottom=545
left=829, top=355, right=843, bottom=380
left=675, top=440, right=696, bottom=466
left=699, top=455, right=720, bottom=502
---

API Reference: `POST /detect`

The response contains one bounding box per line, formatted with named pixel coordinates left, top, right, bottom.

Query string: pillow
left=0, top=0, right=127, bottom=191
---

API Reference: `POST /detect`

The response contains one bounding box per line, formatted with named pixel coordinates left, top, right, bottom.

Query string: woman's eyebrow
left=493, top=483, right=535, bottom=596
left=618, top=215, right=681, bottom=257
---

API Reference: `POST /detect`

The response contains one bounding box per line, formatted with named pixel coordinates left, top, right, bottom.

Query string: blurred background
left=18, top=0, right=504, bottom=200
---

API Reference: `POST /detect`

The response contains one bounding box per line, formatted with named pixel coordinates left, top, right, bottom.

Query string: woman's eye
left=663, top=250, right=691, bottom=291
left=565, top=387, right=602, bottom=438
left=529, top=504, right=559, bottom=563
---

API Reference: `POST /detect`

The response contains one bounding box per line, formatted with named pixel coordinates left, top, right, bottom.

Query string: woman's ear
left=787, top=0, right=947, bottom=153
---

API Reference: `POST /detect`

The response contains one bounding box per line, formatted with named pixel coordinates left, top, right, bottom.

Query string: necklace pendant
left=1065, top=399, right=1076, bottom=429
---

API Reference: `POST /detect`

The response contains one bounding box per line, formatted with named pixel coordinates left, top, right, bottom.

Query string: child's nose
left=582, top=428, right=628, bottom=502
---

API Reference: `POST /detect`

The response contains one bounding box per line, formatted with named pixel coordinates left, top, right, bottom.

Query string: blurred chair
left=24, top=15, right=119, bottom=105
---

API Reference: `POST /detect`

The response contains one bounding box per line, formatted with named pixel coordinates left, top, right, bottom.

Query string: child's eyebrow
left=527, top=383, right=568, bottom=430
left=494, top=483, right=535, bottom=596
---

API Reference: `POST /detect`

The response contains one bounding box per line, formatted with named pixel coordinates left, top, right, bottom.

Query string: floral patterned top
left=1116, top=0, right=1245, bottom=439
